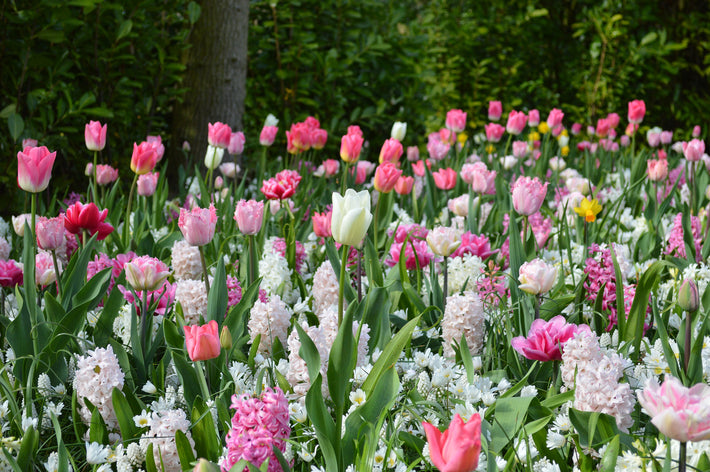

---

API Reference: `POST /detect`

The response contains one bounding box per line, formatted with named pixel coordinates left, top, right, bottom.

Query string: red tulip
left=64, top=202, right=114, bottom=240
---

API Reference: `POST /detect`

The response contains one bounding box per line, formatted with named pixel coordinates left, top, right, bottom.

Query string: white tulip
left=391, top=121, right=407, bottom=141
left=331, top=189, right=372, bottom=248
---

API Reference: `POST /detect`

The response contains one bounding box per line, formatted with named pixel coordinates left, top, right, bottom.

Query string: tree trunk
left=168, top=0, right=249, bottom=185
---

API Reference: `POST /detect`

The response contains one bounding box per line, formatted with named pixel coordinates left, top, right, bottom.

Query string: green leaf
left=187, top=1, right=202, bottom=24
left=16, top=425, right=38, bottom=471
left=191, top=397, right=221, bottom=461
left=116, top=20, right=133, bottom=41
left=295, top=323, right=321, bottom=382
left=206, top=257, right=227, bottom=324
left=176, top=430, right=197, bottom=470
left=145, top=443, right=158, bottom=472
left=305, top=375, right=338, bottom=471
left=487, top=397, right=533, bottom=453
left=569, top=409, right=620, bottom=448
left=327, top=307, right=357, bottom=420
left=112, top=388, right=137, bottom=440
left=600, top=435, right=620, bottom=472
left=7, top=113, right=24, bottom=141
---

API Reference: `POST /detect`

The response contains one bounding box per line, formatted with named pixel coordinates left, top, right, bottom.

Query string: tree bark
left=168, top=0, right=249, bottom=183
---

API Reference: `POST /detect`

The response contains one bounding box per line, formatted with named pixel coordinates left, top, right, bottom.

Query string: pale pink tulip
left=179, top=204, right=218, bottom=246
left=683, top=139, right=705, bottom=162
left=234, top=200, right=264, bottom=236
left=512, top=176, right=547, bottom=216
left=518, top=258, right=556, bottom=294
left=647, top=159, right=668, bottom=182
left=36, top=215, right=65, bottom=251
left=488, top=101, right=502, bottom=121
left=84, top=120, right=107, bottom=151
left=546, top=108, right=564, bottom=128
left=137, top=172, right=159, bottom=197
left=17, top=146, right=56, bottom=193
left=124, top=255, right=170, bottom=291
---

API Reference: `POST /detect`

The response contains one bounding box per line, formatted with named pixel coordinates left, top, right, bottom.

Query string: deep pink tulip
left=373, top=162, right=403, bottom=193
left=638, top=376, right=710, bottom=442
left=125, top=255, right=170, bottom=292
left=394, top=175, right=414, bottom=195
left=488, top=101, right=502, bottom=121
left=423, top=413, right=482, bottom=472
left=64, top=202, right=114, bottom=240
left=184, top=320, right=220, bottom=362
left=286, top=122, right=311, bottom=154
left=260, top=125, right=278, bottom=146
left=445, top=109, right=467, bottom=133
left=310, top=128, right=328, bottom=150
left=234, top=200, right=264, bottom=235
left=340, top=132, right=364, bottom=163
left=311, top=210, right=332, bottom=238
left=347, top=125, right=363, bottom=136
left=511, top=315, right=589, bottom=362
left=546, top=108, right=564, bottom=128
left=179, top=204, right=217, bottom=246
left=607, top=112, right=620, bottom=128
left=379, top=138, right=404, bottom=165
left=304, top=116, right=320, bottom=129
left=452, top=232, right=497, bottom=259
left=485, top=123, right=505, bottom=143
left=596, top=118, right=611, bottom=138
left=0, top=260, right=23, bottom=288
left=506, top=110, right=527, bottom=135
left=432, top=168, right=457, bottom=190
left=571, top=123, right=582, bottom=135
left=17, top=146, right=56, bottom=193
left=208, top=122, right=232, bottom=149
left=84, top=120, right=107, bottom=151
left=137, top=172, right=159, bottom=197
left=228, top=131, right=245, bottom=155
left=683, top=139, right=705, bottom=162
left=527, top=109, right=540, bottom=127
left=512, top=176, right=547, bottom=216
left=130, top=141, right=158, bottom=175
left=36, top=215, right=65, bottom=251
left=628, top=99, right=646, bottom=124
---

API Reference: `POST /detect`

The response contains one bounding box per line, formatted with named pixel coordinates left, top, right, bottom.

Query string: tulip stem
left=679, top=441, right=687, bottom=472
left=140, top=289, right=150, bottom=360
left=411, top=190, right=419, bottom=222
left=338, top=244, right=349, bottom=326
left=199, top=245, right=211, bottom=296
left=442, top=256, right=448, bottom=309
left=474, top=192, right=483, bottom=234
left=194, top=360, right=211, bottom=402
left=124, top=173, right=138, bottom=249
left=341, top=162, right=351, bottom=195
left=51, top=249, right=62, bottom=300
left=684, top=311, right=691, bottom=373
left=92, top=150, right=98, bottom=205
left=247, top=235, right=257, bottom=288
left=357, top=249, right=362, bottom=302
left=258, top=147, right=267, bottom=186
left=373, top=195, right=382, bottom=251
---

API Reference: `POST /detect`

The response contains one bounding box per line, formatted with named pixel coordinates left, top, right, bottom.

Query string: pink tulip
left=208, top=122, right=232, bottom=148
left=527, top=109, right=540, bottom=127
left=146, top=135, right=165, bottom=162
left=184, top=320, right=221, bottom=362
left=22, top=138, right=38, bottom=148
left=137, top=172, right=159, bottom=197
left=64, top=202, right=114, bottom=240
left=234, top=200, right=264, bottom=235
left=311, top=210, right=332, bottom=238
left=512, top=176, right=547, bottom=216
left=35, top=251, right=56, bottom=286
left=485, top=123, right=505, bottom=143
left=518, top=258, right=556, bottom=294
left=228, top=131, right=245, bottom=155
left=647, top=130, right=661, bottom=148
left=506, top=110, right=527, bottom=135
left=340, top=132, right=364, bottom=163
left=379, top=138, right=404, bottom=165
left=219, top=162, right=239, bottom=179
left=130, top=141, right=158, bottom=175
left=620, top=135, right=630, bottom=147
left=17, top=146, right=56, bottom=193
left=571, top=123, right=582, bottom=135
left=426, top=226, right=462, bottom=257
left=95, top=165, right=119, bottom=186
left=0, top=260, right=23, bottom=288
left=546, top=108, right=564, bottom=128
left=683, top=139, right=705, bottom=162
left=407, top=146, right=420, bottom=162
left=628, top=99, right=646, bottom=124
left=512, top=141, right=528, bottom=159
left=179, top=204, right=217, bottom=246
left=84, top=120, right=107, bottom=151
left=445, top=109, right=467, bottom=133
left=261, top=169, right=301, bottom=200
left=512, top=316, right=589, bottom=362
left=607, top=112, right=620, bottom=128
left=693, top=125, right=701, bottom=138
left=304, top=116, right=320, bottom=129
left=638, top=376, right=710, bottom=442
left=259, top=125, right=278, bottom=146
left=423, top=413, right=482, bottom=472
left=660, top=131, right=673, bottom=144
left=595, top=118, right=611, bottom=138
left=373, top=162, right=403, bottom=193
left=432, top=168, right=457, bottom=190
left=488, top=101, right=502, bottom=121
left=124, top=255, right=170, bottom=292
left=321, top=159, right=339, bottom=177
left=467, top=162, right=496, bottom=194
left=386, top=239, right=433, bottom=270
left=427, top=137, right=450, bottom=161
left=452, top=232, right=497, bottom=259
left=347, top=125, right=363, bottom=136
left=310, top=128, right=328, bottom=150
left=647, top=159, right=668, bottom=182
left=36, top=215, right=65, bottom=251
left=286, top=122, right=311, bottom=154
left=394, top=175, right=414, bottom=195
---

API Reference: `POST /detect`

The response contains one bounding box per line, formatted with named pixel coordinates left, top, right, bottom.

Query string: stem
left=535, top=294, right=541, bottom=320
left=338, top=244, right=350, bottom=326
left=51, top=249, right=62, bottom=300
left=194, top=360, right=211, bottom=401
left=474, top=192, right=483, bottom=234
left=124, top=173, right=138, bottom=248
left=443, top=256, right=448, bottom=308
left=30, top=193, right=36, bottom=247
left=679, top=441, right=687, bottom=472
left=341, top=161, right=351, bottom=195
left=248, top=235, right=257, bottom=287
left=259, top=147, right=267, bottom=185
left=92, top=150, right=98, bottom=205
left=522, top=215, right=529, bottom=247
left=140, top=289, right=150, bottom=359
left=373, top=194, right=382, bottom=251
left=199, top=245, right=211, bottom=296
left=357, top=249, right=362, bottom=302
left=411, top=189, right=419, bottom=222
left=684, top=310, right=691, bottom=373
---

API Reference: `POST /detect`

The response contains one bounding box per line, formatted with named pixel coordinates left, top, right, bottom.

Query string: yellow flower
left=561, top=145, right=570, bottom=156
left=538, top=122, right=550, bottom=134
left=528, top=131, right=541, bottom=142
left=574, top=197, right=602, bottom=222
left=485, top=144, right=495, bottom=154
left=457, top=132, right=468, bottom=146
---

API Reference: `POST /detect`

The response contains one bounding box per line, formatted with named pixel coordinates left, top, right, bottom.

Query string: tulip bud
left=678, top=279, right=699, bottom=313
left=220, top=326, right=233, bottom=350
left=193, top=458, right=221, bottom=472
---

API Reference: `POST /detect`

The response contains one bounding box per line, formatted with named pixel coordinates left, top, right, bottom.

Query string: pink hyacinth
left=665, top=212, right=702, bottom=261
left=511, top=315, right=590, bottom=362
left=179, top=204, right=217, bottom=246
left=511, top=176, right=547, bottom=216
left=638, top=376, right=710, bottom=443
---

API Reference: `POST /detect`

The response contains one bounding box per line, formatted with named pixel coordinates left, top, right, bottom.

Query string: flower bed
left=2, top=104, right=710, bottom=472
